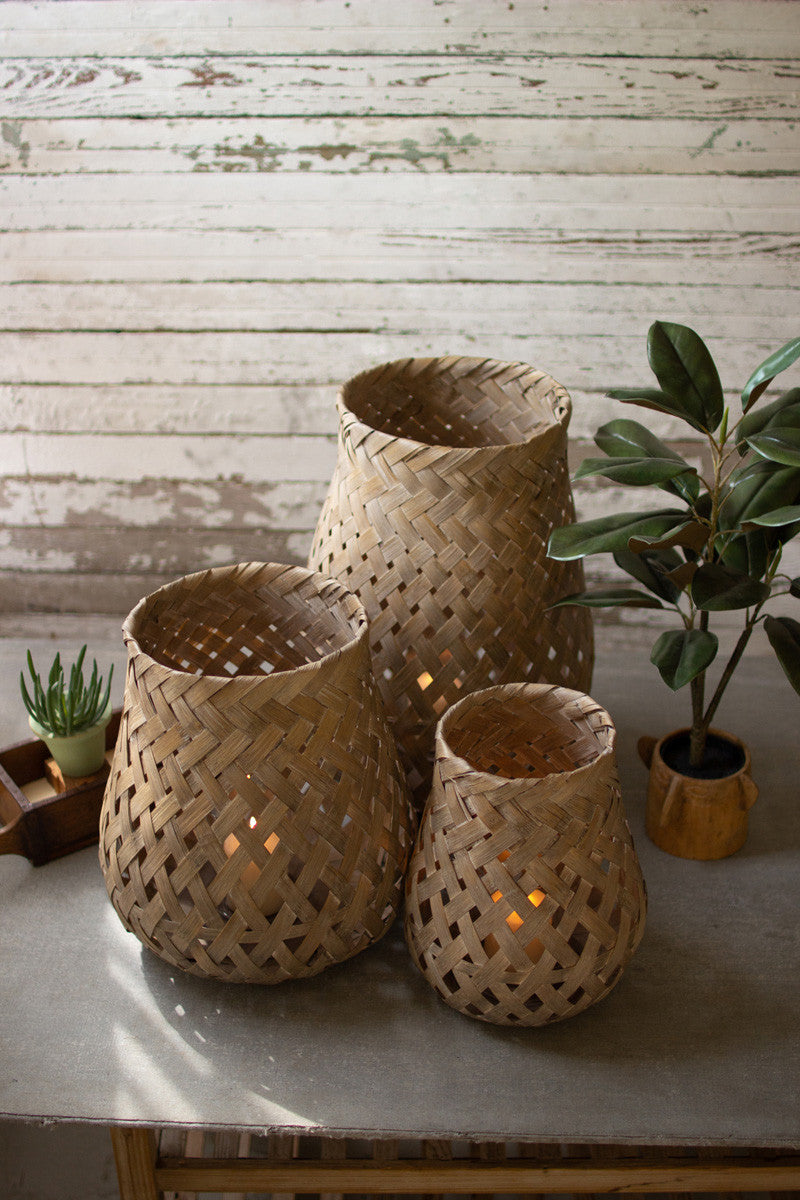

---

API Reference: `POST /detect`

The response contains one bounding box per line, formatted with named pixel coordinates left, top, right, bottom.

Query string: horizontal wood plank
left=0, top=1, right=797, bottom=58
left=0, top=483, right=710, bottom=565
left=0, top=569, right=237, bottom=614
left=0, top=478, right=328, bottom=529
left=0, top=432, right=336, bottom=481
left=0, top=332, right=789, bottom=392
left=0, top=383, right=335, bottom=433
left=2, top=56, right=799, bottom=120
left=0, top=385, right=707, bottom=444
left=5, top=116, right=796, bottom=178
left=0, top=468, right=681, bottom=530
left=0, top=526, right=308, bottom=574
left=152, top=1154, right=800, bottom=1194
left=2, top=281, right=794, bottom=334
left=5, top=229, right=797, bottom=286
left=4, top=173, right=798, bottom=232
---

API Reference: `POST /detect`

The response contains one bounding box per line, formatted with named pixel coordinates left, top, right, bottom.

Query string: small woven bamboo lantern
left=405, top=683, right=646, bottom=1026
left=99, top=562, right=413, bottom=984
left=308, top=355, right=594, bottom=804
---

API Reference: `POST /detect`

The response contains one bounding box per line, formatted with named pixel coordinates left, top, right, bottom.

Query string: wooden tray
left=0, top=711, right=120, bottom=866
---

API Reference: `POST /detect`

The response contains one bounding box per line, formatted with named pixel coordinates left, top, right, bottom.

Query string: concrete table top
left=1, top=630, right=798, bottom=1146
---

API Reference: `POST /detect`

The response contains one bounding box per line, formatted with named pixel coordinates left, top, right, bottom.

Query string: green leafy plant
left=548, top=321, right=800, bottom=768
left=21, top=645, right=114, bottom=737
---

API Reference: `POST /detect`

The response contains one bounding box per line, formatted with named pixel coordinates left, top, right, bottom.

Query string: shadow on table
left=135, top=893, right=796, bottom=1136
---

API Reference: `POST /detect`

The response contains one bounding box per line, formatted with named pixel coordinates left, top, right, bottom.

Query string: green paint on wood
left=2, top=120, right=30, bottom=168
left=368, top=129, right=481, bottom=171
left=690, top=123, right=729, bottom=158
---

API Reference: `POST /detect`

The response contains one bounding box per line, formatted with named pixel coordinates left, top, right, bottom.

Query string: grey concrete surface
left=1, top=619, right=799, bottom=1197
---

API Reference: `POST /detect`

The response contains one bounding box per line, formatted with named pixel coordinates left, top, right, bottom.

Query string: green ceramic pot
left=28, top=699, right=112, bottom=778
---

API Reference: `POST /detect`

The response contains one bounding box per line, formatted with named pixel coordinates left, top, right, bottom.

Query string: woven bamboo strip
left=309, top=355, right=594, bottom=805
left=100, top=562, right=413, bottom=983
left=405, top=683, right=646, bottom=1026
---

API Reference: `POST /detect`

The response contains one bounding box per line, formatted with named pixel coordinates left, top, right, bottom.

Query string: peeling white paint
left=0, top=0, right=797, bottom=613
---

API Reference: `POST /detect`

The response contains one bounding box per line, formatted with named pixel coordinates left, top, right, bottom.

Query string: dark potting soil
left=660, top=729, right=746, bottom=780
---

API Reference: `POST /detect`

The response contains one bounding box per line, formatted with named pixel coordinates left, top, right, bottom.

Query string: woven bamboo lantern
left=405, top=683, right=646, bottom=1025
left=308, top=355, right=594, bottom=804
left=99, top=562, right=413, bottom=984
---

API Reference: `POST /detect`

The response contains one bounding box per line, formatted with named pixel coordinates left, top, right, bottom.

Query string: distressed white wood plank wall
left=0, top=0, right=798, bottom=614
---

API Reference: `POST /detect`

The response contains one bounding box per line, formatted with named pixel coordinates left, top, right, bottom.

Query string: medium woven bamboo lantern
left=99, top=562, right=413, bottom=984
left=308, top=355, right=593, bottom=803
left=405, top=683, right=646, bottom=1026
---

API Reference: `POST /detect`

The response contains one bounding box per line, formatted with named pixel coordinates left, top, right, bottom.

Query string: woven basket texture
left=99, top=562, right=413, bottom=984
left=405, top=683, right=646, bottom=1025
left=308, top=355, right=594, bottom=805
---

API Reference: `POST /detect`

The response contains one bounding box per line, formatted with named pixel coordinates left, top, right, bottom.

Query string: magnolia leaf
left=668, top=469, right=702, bottom=506
left=690, top=563, right=771, bottom=611
left=574, top=456, right=697, bottom=487
left=651, top=629, right=719, bottom=691
left=790, top=578, right=800, bottom=599
left=547, top=510, right=686, bottom=560
left=742, top=338, right=800, bottom=412
left=720, top=460, right=800, bottom=529
left=594, top=418, right=686, bottom=462
left=747, top=427, right=800, bottom=468
left=608, top=387, right=708, bottom=434
left=614, top=547, right=682, bottom=603
left=549, top=588, right=664, bottom=610
left=764, top=615, right=800, bottom=696
left=742, top=504, right=800, bottom=528
left=592, top=418, right=699, bottom=503
left=647, top=321, right=724, bottom=433
left=736, top=388, right=800, bottom=453
left=628, top=520, right=708, bottom=555
left=665, top=560, right=699, bottom=590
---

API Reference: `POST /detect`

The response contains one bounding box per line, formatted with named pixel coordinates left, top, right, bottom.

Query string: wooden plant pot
left=99, top=562, right=413, bottom=984
left=0, top=711, right=120, bottom=866
left=639, top=728, right=758, bottom=861
left=308, top=356, right=594, bottom=805
left=405, top=683, right=647, bottom=1026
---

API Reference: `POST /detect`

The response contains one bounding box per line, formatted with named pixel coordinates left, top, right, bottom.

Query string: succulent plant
left=21, top=644, right=113, bottom=737
left=548, top=321, right=800, bottom=768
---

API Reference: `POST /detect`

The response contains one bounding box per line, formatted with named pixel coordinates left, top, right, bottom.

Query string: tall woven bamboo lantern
left=308, top=356, right=593, bottom=803
left=99, top=562, right=413, bottom=985
left=405, top=683, right=646, bottom=1026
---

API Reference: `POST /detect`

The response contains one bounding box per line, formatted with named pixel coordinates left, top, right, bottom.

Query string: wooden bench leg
left=110, top=1125, right=160, bottom=1200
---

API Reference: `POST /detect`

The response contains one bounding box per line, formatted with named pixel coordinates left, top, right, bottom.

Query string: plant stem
left=702, top=622, right=756, bottom=734
left=689, top=607, right=763, bottom=767
left=689, top=428, right=725, bottom=768
left=689, top=608, right=709, bottom=767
